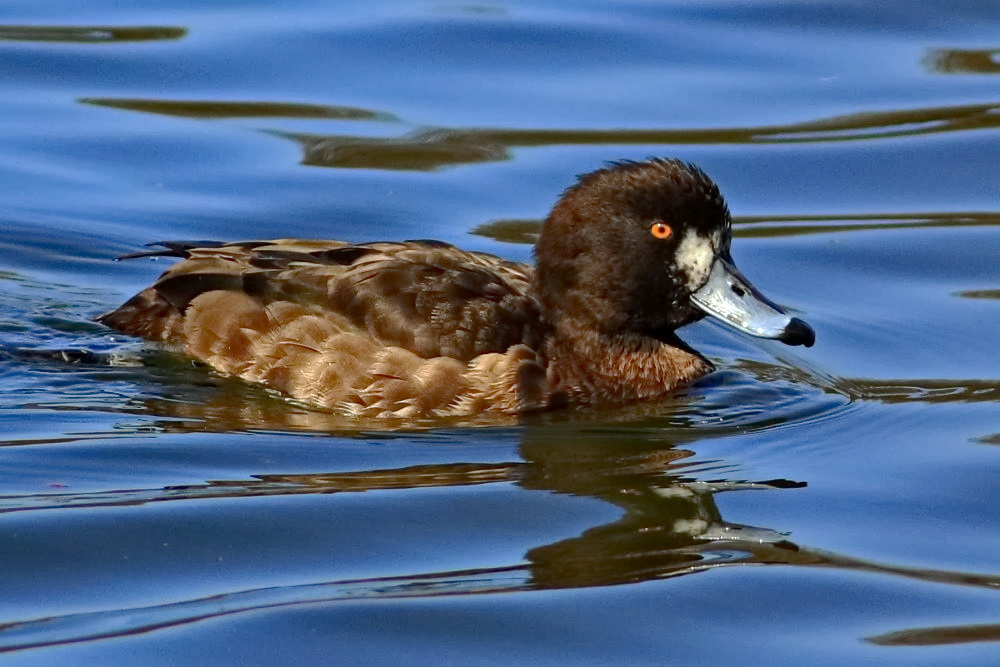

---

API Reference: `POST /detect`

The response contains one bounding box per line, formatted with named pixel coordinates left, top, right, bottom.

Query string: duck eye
left=650, top=222, right=673, bottom=240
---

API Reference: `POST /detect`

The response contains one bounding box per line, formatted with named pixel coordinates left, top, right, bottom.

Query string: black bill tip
left=779, top=317, right=816, bottom=347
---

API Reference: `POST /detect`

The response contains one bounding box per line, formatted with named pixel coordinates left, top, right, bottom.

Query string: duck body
left=99, top=159, right=814, bottom=419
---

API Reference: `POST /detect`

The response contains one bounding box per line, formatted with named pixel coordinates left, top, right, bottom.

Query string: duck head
left=534, top=158, right=815, bottom=347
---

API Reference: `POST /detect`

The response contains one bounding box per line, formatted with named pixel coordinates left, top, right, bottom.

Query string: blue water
left=1, top=1, right=999, bottom=664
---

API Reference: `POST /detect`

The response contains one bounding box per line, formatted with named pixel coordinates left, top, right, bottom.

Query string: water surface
left=1, top=1, right=998, bottom=664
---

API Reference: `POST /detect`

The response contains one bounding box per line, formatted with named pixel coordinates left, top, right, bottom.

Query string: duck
left=98, top=158, right=814, bottom=419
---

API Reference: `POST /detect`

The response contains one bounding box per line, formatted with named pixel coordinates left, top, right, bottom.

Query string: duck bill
left=691, top=257, right=815, bottom=347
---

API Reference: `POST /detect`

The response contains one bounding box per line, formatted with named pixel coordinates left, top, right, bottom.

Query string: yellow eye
left=650, top=221, right=672, bottom=240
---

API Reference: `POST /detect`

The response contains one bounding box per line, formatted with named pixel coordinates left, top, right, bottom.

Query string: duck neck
left=544, top=328, right=713, bottom=406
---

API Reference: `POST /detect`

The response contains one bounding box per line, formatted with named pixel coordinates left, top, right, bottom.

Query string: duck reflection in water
left=4, top=418, right=999, bottom=653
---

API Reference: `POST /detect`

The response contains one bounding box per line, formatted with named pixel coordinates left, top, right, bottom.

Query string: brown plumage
left=98, top=159, right=814, bottom=419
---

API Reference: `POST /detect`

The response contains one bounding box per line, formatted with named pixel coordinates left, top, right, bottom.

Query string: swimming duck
left=98, top=158, right=814, bottom=418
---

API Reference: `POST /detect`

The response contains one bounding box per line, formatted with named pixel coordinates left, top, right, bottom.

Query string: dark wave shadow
left=957, top=289, right=1000, bottom=300
left=80, top=98, right=399, bottom=122
left=74, top=95, right=999, bottom=170
left=841, top=377, right=1000, bottom=405
left=868, top=623, right=1000, bottom=647
left=924, top=48, right=1000, bottom=74
left=0, top=25, right=186, bottom=43
left=290, top=102, right=1000, bottom=170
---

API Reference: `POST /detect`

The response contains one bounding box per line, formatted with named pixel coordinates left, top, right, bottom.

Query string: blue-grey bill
left=691, top=257, right=815, bottom=347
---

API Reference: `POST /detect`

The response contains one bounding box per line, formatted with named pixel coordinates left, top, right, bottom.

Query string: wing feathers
left=100, top=239, right=550, bottom=418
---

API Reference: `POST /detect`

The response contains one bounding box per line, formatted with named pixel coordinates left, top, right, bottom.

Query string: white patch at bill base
left=674, top=233, right=715, bottom=289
